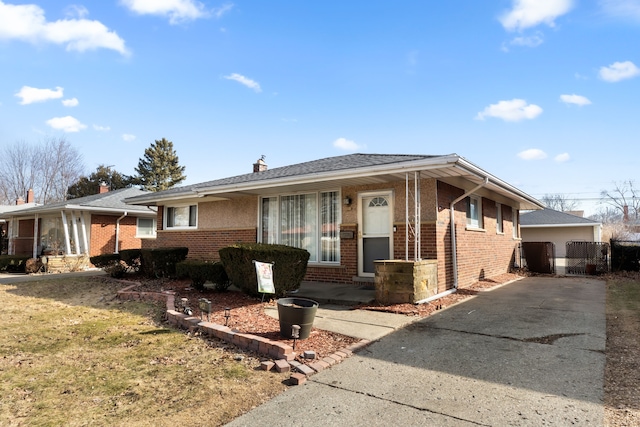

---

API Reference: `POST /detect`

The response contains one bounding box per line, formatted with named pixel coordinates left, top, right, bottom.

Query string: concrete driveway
left=226, top=276, right=605, bottom=426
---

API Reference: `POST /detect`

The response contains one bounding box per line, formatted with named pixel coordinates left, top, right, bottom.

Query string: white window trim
left=512, top=209, right=520, bottom=239
left=496, top=202, right=503, bottom=234
left=164, top=204, right=198, bottom=229
left=259, top=190, right=341, bottom=265
left=136, top=217, right=157, bottom=238
left=466, top=195, right=483, bottom=230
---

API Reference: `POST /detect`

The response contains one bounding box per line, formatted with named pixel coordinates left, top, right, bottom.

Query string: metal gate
left=521, top=242, right=556, bottom=274
left=566, top=241, right=609, bottom=275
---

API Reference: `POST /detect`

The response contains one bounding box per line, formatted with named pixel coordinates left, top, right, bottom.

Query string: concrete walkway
left=227, top=276, right=606, bottom=426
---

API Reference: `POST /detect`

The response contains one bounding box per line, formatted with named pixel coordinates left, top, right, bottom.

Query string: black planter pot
left=276, top=297, right=319, bottom=339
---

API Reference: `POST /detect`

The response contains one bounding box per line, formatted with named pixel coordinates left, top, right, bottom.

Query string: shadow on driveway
left=227, top=276, right=606, bottom=426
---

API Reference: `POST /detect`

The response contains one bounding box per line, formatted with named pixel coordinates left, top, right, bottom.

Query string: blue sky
left=1, top=0, right=639, bottom=216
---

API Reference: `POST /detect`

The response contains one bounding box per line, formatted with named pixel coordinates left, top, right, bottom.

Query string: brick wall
left=142, top=228, right=258, bottom=260
left=90, top=215, right=144, bottom=257
left=305, top=223, right=358, bottom=283
left=436, top=181, right=518, bottom=291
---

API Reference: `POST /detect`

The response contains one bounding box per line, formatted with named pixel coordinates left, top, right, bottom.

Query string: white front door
left=358, top=192, right=393, bottom=276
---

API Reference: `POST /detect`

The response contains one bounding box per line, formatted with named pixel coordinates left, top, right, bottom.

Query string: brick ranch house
left=0, top=186, right=157, bottom=268
left=125, top=153, right=544, bottom=295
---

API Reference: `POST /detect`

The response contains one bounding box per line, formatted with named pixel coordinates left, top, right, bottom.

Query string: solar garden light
left=198, top=298, right=212, bottom=322
left=291, top=324, right=301, bottom=350
left=181, top=298, right=193, bottom=316
left=224, top=307, right=231, bottom=326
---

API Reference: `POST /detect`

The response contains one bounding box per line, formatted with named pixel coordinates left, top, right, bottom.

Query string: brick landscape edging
left=117, top=284, right=371, bottom=384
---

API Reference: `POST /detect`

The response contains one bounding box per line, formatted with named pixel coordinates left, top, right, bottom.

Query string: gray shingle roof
left=126, top=153, right=442, bottom=201
left=521, top=208, right=600, bottom=226
left=0, top=187, right=155, bottom=217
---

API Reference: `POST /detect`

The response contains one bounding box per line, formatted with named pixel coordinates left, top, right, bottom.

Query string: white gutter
left=416, top=176, right=489, bottom=304
left=114, top=212, right=127, bottom=253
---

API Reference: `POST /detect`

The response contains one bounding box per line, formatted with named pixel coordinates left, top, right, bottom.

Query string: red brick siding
left=90, top=215, right=144, bottom=256
left=142, top=228, right=257, bottom=260
left=436, top=181, right=518, bottom=291
left=305, top=223, right=358, bottom=283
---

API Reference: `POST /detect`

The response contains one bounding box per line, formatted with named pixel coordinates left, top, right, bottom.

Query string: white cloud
left=223, top=73, right=262, bottom=92
left=333, top=137, right=364, bottom=151
left=555, top=152, right=570, bottom=162
left=213, top=3, right=234, bottom=19
left=93, top=124, right=110, bottom=131
left=500, top=0, right=574, bottom=31
left=64, top=5, right=89, bottom=19
left=122, top=133, right=136, bottom=141
left=475, top=99, right=543, bottom=122
left=46, top=116, right=87, bottom=132
left=600, top=0, right=640, bottom=21
left=121, top=0, right=208, bottom=24
left=0, top=1, right=128, bottom=55
left=62, top=97, right=79, bottom=107
left=560, top=94, right=592, bottom=106
left=15, top=86, right=63, bottom=105
left=510, top=34, right=544, bottom=48
left=599, top=61, right=640, bottom=82
left=518, top=148, right=548, bottom=160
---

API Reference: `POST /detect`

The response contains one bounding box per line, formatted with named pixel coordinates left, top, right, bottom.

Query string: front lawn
left=0, top=277, right=287, bottom=426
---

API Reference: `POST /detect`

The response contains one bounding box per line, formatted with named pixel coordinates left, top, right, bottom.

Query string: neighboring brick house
left=125, top=153, right=544, bottom=293
left=0, top=186, right=157, bottom=260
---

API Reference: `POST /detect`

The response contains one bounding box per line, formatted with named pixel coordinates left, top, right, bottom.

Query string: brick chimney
left=26, top=188, right=34, bottom=204
left=623, top=205, right=629, bottom=222
left=16, top=197, right=24, bottom=205
left=253, top=156, right=268, bottom=173
left=99, top=182, right=109, bottom=194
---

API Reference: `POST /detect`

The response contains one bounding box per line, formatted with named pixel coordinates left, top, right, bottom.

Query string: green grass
left=0, top=277, right=287, bottom=426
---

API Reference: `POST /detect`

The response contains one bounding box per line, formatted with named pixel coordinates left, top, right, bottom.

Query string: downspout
left=417, top=176, right=489, bottom=304
left=115, top=212, right=127, bottom=254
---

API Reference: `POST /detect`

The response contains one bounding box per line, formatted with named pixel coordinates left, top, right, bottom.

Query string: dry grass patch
left=605, top=272, right=640, bottom=426
left=0, top=277, right=287, bottom=427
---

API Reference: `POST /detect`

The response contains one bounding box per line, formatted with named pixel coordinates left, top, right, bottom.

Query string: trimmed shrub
left=219, top=243, right=309, bottom=298
left=0, top=255, right=30, bottom=273
left=89, top=254, right=121, bottom=269
left=119, top=249, right=142, bottom=272
left=209, top=261, right=231, bottom=292
left=90, top=254, right=126, bottom=278
left=176, top=260, right=231, bottom=291
left=140, top=247, right=189, bottom=278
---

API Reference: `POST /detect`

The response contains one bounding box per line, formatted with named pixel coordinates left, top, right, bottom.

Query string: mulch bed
left=113, top=272, right=522, bottom=361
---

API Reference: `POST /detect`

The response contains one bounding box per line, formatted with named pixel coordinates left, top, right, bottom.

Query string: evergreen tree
left=134, top=138, right=186, bottom=192
left=67, top=165, right=134, bottom=199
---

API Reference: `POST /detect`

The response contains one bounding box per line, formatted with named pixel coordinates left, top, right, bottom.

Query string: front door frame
left=357, top=190, right=394, bottom=277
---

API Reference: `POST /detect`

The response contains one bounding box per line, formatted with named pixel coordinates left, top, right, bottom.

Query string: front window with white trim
left=260, top=191, right=340, bottom=263
left=165, top=205, right=197, bottom=229
left=466, top=195, right=483, bottom=229
left=137, top=217, right=156, bottom=237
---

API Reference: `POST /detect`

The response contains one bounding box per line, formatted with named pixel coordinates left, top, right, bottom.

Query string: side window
left=496, top=203, right=503, bottom=234
left=466, top=195, right=483, bottom=228
left=137, top=218, right=156, bottom=237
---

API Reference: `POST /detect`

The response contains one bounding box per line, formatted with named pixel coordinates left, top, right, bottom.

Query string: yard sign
left=254, top=261, right=275, bottom=294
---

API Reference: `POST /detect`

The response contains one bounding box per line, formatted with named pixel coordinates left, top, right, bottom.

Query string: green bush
left=0, top=255, right=30, bottom=272
left=90, top=254, right=126, bottom=278
left=119, top=249, right=142, bottom=271
left=140, top=247, right=189, bottom=278
left=219, top=243, right=309, bottom=298
left=176, top=260, right=231, bottom=291
left=89, top=254, right=121, bottom=269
